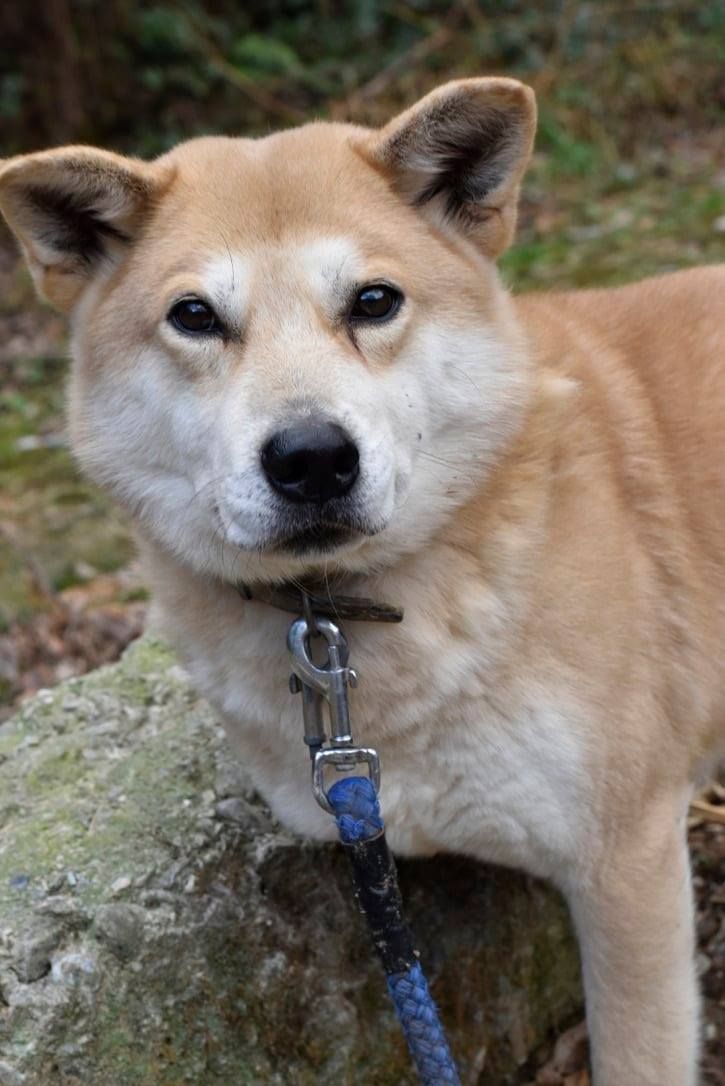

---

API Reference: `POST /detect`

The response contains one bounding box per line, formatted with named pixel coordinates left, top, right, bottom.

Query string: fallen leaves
left=691, top=804, right=725, bottom=1086
left=535, top=1020, right=589, bottom=1085
left=690, top=782, right=725, bottom=827
left=0, top=568, right=145, bottom=720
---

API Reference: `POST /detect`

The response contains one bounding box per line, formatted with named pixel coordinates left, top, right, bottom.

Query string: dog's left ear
left=362, top=78, right=536, bottom=258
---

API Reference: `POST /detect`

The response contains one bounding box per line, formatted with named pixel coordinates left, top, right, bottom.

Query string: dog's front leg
left=565, top=806, right=699, bottom=1086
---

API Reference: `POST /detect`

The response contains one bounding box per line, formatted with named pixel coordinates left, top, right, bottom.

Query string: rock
left=109, top=876, right=132, bottom=898
left=10, top=921, right=62, bottom=983
left=0, top=637, right=582, bottom=1085
left=94, top=904, right=146, bottom=962
left=0, top=1061, right=26, bottom=1086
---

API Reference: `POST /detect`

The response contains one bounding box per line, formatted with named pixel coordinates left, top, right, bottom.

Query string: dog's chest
left=174, top=590, right=589, bottom=879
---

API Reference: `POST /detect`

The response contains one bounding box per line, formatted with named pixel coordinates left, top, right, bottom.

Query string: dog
left=1, top=77, right=723, bottom=1084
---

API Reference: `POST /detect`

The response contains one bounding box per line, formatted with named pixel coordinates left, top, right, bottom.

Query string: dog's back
left=521, top=265, right=725, bottom=540
left=518, top=265, right=725, bottom=746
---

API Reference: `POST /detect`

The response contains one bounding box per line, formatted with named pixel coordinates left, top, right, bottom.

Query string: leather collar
left=237, top=579, right=404, bottom=623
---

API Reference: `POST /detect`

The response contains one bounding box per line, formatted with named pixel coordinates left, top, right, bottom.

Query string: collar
left=237, top=579, right=404, bottom=624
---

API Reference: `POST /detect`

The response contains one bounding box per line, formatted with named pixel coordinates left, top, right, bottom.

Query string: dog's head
left=0, top=78, right=536, bottom=584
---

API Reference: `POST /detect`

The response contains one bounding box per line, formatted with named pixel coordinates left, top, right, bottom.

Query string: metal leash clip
left=287, top=615, right=380, bottom=813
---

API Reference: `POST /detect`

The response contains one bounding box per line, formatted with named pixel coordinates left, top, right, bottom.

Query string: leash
left=286, top=609, right=462, bottom=1086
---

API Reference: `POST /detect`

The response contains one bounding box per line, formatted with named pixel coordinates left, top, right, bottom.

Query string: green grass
left=0, top=347, right=133, bottom=627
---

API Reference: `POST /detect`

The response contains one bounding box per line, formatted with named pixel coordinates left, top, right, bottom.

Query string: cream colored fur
left=1, top=77, right=723, bottom=1085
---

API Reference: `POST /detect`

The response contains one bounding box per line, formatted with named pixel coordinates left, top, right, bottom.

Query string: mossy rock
left=0, top=638, right=581, bottom=1085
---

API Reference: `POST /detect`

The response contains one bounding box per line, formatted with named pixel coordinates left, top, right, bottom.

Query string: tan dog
left=1, top=78, right=723, bottom=1084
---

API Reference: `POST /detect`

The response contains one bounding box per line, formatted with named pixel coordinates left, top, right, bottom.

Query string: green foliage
left=0, top=2, right=723, bottom=155
left=536, top=111, right=601, bottom=178
left=231, top=33, right=303, bottom=78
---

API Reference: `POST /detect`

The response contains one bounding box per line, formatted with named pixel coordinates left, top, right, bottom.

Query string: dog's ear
left=362, top=78, right=536, bottom=258
left=0, top=147, right=169, bottom=311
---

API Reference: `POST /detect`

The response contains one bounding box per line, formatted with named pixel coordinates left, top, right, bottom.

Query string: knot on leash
left=327, top=775, right=383, bottom=843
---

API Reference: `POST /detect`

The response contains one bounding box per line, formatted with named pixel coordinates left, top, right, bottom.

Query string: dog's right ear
left=0, top=147, right=170, bottom=311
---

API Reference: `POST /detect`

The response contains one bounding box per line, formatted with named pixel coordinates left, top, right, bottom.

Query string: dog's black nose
left=261, top=419, right=360, bottom=504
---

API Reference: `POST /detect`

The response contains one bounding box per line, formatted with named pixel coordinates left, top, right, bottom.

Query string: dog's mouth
left=271, top=522, right=358, bottom=556
left=216, top=493, right=385, bottom=559
left=267, top=500, right=389, bottom=556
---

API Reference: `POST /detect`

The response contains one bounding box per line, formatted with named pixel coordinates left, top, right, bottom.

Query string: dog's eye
left=168, top=298, right=222, bottom=336
left=349, top=284, right=402, bottom=322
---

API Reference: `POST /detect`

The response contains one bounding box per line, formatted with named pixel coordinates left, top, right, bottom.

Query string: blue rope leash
left=286, top=614, right=460, bottom=1084
left=328, top=776, right=461, bottom=1086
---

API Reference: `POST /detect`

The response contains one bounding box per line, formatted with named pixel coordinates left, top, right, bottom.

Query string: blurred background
left=0, top=4, right=723, bottom=1078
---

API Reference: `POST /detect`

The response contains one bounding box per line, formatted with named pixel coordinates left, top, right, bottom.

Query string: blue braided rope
left=327, top=777, right=461, bottom=1086
left=387, top=963, right=461, bottom=1085
left=328, top=775, right=384, bottom=843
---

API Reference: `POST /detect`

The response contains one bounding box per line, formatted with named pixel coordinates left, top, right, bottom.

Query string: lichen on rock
left=0, top=637, right=581, bottom=1085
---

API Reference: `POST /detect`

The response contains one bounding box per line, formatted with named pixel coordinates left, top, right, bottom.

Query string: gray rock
left=0, top=1061, right=26, bottom=1086
left=94, top=904, right=146, bottom=961
left=10, top=921, right=62, bottom=983
left=0, top=637, right=582, bottom=1085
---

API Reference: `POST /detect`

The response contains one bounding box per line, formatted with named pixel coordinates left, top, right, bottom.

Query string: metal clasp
left=287, top=615, right=380, bottom=814
left=288, top=616, right=357, bottom=743
left=311, top=746, right=381, bottom=814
